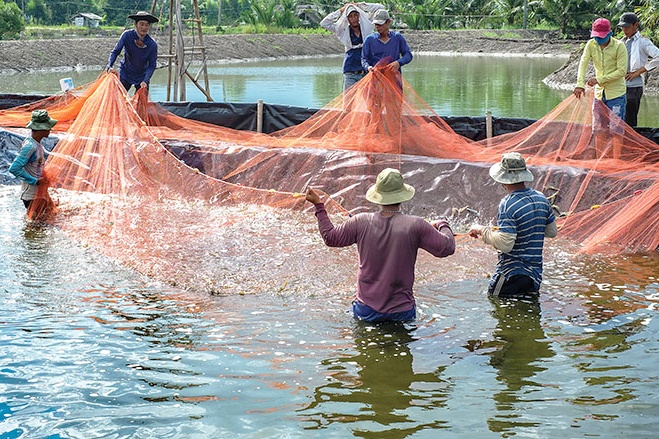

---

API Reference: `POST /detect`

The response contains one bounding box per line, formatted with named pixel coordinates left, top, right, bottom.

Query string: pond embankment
left=0, top=29, right=656, bottom=93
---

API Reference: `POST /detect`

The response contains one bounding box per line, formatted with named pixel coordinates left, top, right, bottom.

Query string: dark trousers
left=121, top=78, right=148, bottom=93
left=488, top=274, right=538, bottom=299
left=22, top=199, right=32, bottom=209
left=625, top=86, right=643, bottom=128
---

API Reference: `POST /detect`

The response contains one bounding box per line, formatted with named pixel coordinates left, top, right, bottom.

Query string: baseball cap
left=591, top=18, right=611, bottom=38
left=372, top=9, right=390, bottom=25
left=618, top=12, right=639, bottom=27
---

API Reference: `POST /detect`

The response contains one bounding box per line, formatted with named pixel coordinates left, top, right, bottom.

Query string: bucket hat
left=26, top=109, right=57, bottom=131
left=489, top=152, right=534, bottom=184
left=618, top=12, right=639, bottom=27
left=591, top=18, right=611, bottom=38
left=372, top=9, right=390, bottom=25
left=128, top=11, right=159, bottom=23
left=365, top=168, right=415, bottom=205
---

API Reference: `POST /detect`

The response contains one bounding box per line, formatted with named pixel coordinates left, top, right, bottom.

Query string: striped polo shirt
left=493, top=187, right=555, bottom=290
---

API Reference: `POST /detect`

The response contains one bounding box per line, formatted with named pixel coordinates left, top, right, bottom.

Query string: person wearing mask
left=618, top=12, right=659, bottom=128
left=106, top=11, right=159, bottom=93
left=573, top=18, right=628, bottom=159
left=305, top=168, right=455, bottom=322
left=320, top=2, right=383, bottom=90
left=469, top=153, right=557, bottom=300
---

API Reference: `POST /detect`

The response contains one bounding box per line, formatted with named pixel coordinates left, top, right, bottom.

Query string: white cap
left=372, top=9, right=390, bottom=25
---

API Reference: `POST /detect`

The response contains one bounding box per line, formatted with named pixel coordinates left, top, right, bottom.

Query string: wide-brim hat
left=26, top=109, right=57, bottom=131
left=591, top=18, right=611, bottom=38
left=372, top=9, right=390, bottom=25
left=489, top=152, right=534, bottom=184
left=128, top=11, right=159, bottom=23
left=365, top=168, right=415, bottom=205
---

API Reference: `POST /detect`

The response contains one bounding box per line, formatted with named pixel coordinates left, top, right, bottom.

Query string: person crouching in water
left=9, top=109, right=57, bottom=210
left=306, top=168, right=455, bottom=323
left=469, top=153, right=557, bottom=300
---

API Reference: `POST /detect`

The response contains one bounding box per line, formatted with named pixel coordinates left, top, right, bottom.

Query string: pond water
left=2, top=54, right=659, bottom=437
left=3, top=55, right=659, bottom=127
left=1, top=184, right=658, bottom=438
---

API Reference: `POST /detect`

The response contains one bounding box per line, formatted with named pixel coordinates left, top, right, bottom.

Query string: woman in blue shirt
left=106, top=11, right=159, bottom=92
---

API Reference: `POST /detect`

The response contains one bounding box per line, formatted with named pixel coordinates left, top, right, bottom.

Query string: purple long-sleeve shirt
left=314, top=203, right=455, bottom=314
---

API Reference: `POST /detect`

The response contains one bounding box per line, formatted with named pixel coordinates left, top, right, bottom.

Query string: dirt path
left=0, top=29, right=655, bottom=93
left=0, top=29, right=579, bottom=70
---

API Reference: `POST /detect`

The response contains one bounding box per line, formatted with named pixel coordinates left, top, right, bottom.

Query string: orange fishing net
left=0, top=67, right=657, bottom=272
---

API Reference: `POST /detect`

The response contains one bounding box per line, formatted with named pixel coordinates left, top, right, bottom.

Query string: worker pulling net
left=0, top=68, right=657, bottom=280
left=472, top=93, right=658, bottom=253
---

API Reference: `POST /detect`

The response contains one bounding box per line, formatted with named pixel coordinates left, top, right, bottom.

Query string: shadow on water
left=299, top=321, right=452, bottom=437
left=485, top=298, right=555, bottom=434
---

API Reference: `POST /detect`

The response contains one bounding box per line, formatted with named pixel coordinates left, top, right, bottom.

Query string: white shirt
left=320, top=3, right=383, bottom=52
left=621, top=31, right=659, bottom=88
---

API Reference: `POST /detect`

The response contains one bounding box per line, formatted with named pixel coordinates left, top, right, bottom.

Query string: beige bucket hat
left=365, top=168, right=415, bottom=205
left=489, top=152, right=534, bottom=184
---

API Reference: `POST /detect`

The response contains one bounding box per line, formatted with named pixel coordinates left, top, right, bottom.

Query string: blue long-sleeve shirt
left=107, top=29, right=158, bottom=85
left=361, top=31, right=413, bottom=71
left=9, top=137, right=45, bottom=186
left=9, top=137, right=47, bottom=201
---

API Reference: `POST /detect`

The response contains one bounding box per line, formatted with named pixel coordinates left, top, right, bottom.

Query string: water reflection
left=486, top=299, right=554, bottom=434
left=300, top=322, right=451, bottom=436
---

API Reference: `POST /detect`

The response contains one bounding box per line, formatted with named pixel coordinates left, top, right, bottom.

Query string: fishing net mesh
left=0, top=67, right=657, bottom=286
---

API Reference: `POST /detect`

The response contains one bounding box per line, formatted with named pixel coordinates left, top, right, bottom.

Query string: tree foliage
left=6, top=0, right=657, bottom=37
left=0, top=0, right=25, bottom=39
left=25, top=0, right=51, bottom=24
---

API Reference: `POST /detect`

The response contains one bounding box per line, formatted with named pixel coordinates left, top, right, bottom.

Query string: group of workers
left=8, top=6, right=657, bottom=324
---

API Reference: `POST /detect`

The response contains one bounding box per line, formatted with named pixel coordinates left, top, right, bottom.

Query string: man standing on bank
left=573, top=18, right=627, bottom=159
left=106, top=11, right=159, bottom=93
left=468, top=153, right=557, bottom=300
left=305, top=168, right=455, bottom=323
left=618, top=12, right=659, bottom=128
left=361, top=9, right=413, bottom=81
left=320, top=2, right=383, bottom=90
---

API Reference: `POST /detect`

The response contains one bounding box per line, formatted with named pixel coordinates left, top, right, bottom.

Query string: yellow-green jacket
left=576, top=38, right=627, bottom=100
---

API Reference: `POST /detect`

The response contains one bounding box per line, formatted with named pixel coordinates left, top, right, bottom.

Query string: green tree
left=25, top=0, right=51, bottom=24
left=103, top=0, right=152, bottom=26
left=541, top=0, right=595, bottom=36
left=0, top=0, right=25, bottom=39
left=274, top=0, right=298, bottom=28
left=636, top=0, right=659, bottom=41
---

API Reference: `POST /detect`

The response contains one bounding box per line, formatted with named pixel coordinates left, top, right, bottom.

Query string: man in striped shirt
left=469, top=153, right=557, bottom=299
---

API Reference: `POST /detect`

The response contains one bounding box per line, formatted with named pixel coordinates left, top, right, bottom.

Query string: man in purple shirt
left=106, top=11, right=159, bottom=93
left=306, top=168, right=455, bottom=323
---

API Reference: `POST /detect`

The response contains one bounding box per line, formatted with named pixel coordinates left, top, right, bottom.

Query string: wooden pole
left=175, top=0, right=186, bottom=101
left=193, top=0, right=211, bottom=100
